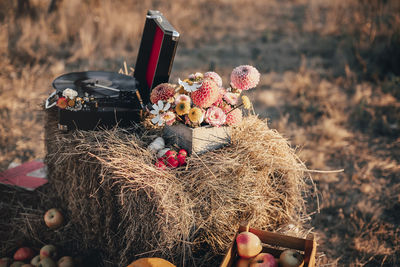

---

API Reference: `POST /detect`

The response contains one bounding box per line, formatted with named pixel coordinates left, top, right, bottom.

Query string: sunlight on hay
left=46, top=113, right=312, bottom=265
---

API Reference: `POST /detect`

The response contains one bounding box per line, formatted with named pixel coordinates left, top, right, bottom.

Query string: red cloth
left=0, top=160, right=47, bottom=191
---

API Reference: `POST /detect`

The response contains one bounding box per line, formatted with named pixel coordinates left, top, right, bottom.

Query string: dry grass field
left=0, top=0, right=399, bottom=266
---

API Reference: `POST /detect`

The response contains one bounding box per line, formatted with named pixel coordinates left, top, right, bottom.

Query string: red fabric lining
left=146, top=26, right=164, bottom=88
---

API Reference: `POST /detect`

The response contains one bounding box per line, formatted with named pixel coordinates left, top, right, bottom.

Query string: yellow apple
left=236, top=232, right=262, bottom=258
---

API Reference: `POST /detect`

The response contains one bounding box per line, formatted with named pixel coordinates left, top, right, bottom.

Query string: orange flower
left=57, top=97, right=68, bottom=109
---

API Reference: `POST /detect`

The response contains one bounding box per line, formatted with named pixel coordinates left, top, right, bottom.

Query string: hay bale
left=45, top=111, right=311, bottom=266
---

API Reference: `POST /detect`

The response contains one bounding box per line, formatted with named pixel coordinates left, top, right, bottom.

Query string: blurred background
left=0, top=0, right=399, bottom=265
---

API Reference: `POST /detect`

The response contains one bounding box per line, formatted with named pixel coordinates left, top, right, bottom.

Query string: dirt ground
left=0, top=0, right=399, bottom=266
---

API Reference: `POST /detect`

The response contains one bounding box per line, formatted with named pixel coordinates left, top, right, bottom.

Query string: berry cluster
left=155, top=149, right=188, bottom=170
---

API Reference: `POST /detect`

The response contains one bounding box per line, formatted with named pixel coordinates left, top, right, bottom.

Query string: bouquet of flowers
left=148, top=65, right=260, bottom=128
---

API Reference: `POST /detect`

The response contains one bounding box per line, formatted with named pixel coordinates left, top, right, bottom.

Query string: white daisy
left=150, top=100, right=171, bottom=126
left=178, top=78, right=202, bottom=92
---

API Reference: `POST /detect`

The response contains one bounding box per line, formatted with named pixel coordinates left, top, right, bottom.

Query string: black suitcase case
left=46, top=10, right=179, bottom=131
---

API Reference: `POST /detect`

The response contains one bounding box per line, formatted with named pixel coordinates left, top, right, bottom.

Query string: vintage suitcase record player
left=45, top=10, right=180, bottom=131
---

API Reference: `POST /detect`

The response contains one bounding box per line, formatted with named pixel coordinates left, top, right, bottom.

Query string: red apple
left=249, top=253, right=278, bottom=267
left=279, top=249, right=304, bottom=267
left=235, top=257, right=252, bottom=267
left=44, top=209, right=64, bottom=229
left=31, top=255, right=40, bottom=266
left=178, top=149, right=187, bottom=157
left=39, top=245, right=57, bottom=260
left=14, top=247, right=35, bottom=261
left=236, top=231, right=262, bottom=258
left=37, top=258, right=56, bottom=267
left=165, top=150, right=177, bottom=158
left=57, top=256, right=74, bottom=267
left=166, top=157, right=179, bottom=168
left=0, top=258, right=12, bottom=267
left=177, top=154, right=186, bottom=166
left=155, top=160, right=166, bottom=170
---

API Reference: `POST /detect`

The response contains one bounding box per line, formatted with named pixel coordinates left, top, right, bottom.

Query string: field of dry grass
left=1, top=0, right=399, bottom=266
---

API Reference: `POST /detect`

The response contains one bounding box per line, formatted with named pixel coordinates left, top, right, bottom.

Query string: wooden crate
left=220, top=223, right=317, bottom=267
left=163, top=124, right=231, bottom=155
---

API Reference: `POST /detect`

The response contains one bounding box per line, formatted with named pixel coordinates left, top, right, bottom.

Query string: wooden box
left=220, top=223, right=317, bottom=267
left=163, top=124, right=231, bottom=155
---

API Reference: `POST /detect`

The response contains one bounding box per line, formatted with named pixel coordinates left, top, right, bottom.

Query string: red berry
left=167, top=157, right=179, bottom=168
left=155, top=160, right=166, bottom=170
left=177, top=154, right=186, bottom=166
left=178, top=149, right=188, bottom=157
left=165, top=150, right=177, bottom=158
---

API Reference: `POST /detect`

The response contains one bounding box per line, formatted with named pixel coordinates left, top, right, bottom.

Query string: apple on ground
left=37, top=258, right=56, bottom=267
left=30, top=255, right=40, bottom=266
left=165, top=150, right=177, bottom=158
left=177, top=154, right=186, bottom=166
left=10, top=262, right=24, bottom=267
left=14, top=247, right=35, bottom=262
left=249, top=253, right=278, bottom=267
left=279, top=249, right=304, bottom=267
left=235, top=257, right=252, bottom=267
left=236, top=231, right=262, bottom=258
left=178, top=149, right=187, bottom=157
left=127, top=257, right=176, bottom=267
left=44, top=208, right=64, bottom=229
left=39, top=245, right=57, bottom=260
left=57, top=256, right=74, bottom=267
left=0, top=257, right=12, bottom=267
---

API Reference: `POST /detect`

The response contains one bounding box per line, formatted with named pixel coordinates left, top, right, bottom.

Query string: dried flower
left=223, top=92, right=239, bottom=105
left=205, top=106, right=227, bottom=127
left=175, top=101, right=191, bottom=116
left=161, top=111, right=176, bottom=126
left=56, top=97, right=68, bottom=109
left=67, top=99, right=75, bottom=107
left=62, top=88, right=78, bottom=99
left=242, top=95, right=252, bottom=109
left=188, top=107, right=204, bottom=124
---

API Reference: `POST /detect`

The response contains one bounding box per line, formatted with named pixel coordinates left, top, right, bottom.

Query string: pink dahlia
left=230, top=65, right=260, bottom=90
left=205, top=106, right=226, bottom=127
left=150, top=83, right=175, bottom=104
left=212, top=88, right=227, bottom=107
left=225, top=108, right=243, bottom=126
left=191, top=79, right=220, bottom=108
left=223, top=92, right=239, bottom=105
left=204, top=71, right=223, bottom=87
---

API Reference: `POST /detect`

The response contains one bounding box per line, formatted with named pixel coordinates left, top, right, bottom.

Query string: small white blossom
left=178, top=78, right=202, bottom=92
left=150, top=100, right=171, bottom=126
left=62, top=88, right=78, bottom=99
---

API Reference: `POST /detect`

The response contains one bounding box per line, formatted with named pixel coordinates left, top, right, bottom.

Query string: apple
left=37, top=258, right=56, bottom=267
left=155, top=160, right=166, bottom=170
left=127, top=257, right=176, bottom=267
left=57, top=256, right=74, bottom=267
left=249, top=253, right=278, bottom=267
left=177, top=154, right=186, bottom=166
left=44, top=209, right=64, bottom=229
left=0, top=257, right=12, bottom=267
left=30, top=255, right=40, bottom=266
left=165, top=150, right=177, bottom=158
left=39, top=245, right=57, bottom=260
left=10, top=262, right=24, bottom=267
left=14, top=247, right=35, bottom=261
left=178, top=149, right=187, bottom=157
left=279, top=249, right=304, bottom=267
left=166, top=157, right=179, bottom=168
left=235, top=257, right=252, bottom=267
left=236, top=231, right=262, bottom=258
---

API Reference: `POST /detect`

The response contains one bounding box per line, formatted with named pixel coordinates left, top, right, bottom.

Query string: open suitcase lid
left=134, top=10, right=180, bottom=104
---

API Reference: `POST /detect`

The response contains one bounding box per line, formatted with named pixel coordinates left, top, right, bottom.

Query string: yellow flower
left=241, top=95, right=252, bottom=109
left=175, top=101, right=191, bottom=116
left=188, top=107, right=204, bottom=123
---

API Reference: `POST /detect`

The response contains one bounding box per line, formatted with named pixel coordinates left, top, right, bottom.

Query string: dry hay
left=44, top=110, right=313, bottom=266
